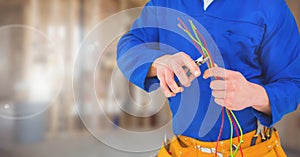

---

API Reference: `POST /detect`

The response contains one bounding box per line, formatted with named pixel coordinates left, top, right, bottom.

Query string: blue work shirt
left=117, top=0, right=300, bottom=141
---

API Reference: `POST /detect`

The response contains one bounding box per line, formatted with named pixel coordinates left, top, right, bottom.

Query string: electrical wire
left=225, top=109, right=234, bottom=156
left=230, top=110, right=244, bottom=156
left=177, top=18, right=244, bottom=157
left=215, top=107, right=225, bottom=156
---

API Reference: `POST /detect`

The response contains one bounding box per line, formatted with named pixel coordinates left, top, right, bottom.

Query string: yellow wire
left=230, top=110, right=244, bottom=156
left=178, top=19, right=244, bottom=157
left=226, top=109, right=234, bottom=157
left=188, top=20, right=214, bottom=67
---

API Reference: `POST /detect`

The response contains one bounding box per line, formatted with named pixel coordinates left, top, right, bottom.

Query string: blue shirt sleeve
left=252, top=1, right=300, bottom=127
left=117, top=0, right=169, bottom=92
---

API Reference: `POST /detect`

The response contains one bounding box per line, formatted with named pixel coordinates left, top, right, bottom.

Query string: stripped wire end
left=189, top=19, right=197, bottom=30
left=195, top=56, right=209, bottom=66
left=177, top=23, right=184, bottom=31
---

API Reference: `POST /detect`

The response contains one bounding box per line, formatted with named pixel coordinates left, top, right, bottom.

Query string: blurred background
left=0, top=0, right=299, bottom=157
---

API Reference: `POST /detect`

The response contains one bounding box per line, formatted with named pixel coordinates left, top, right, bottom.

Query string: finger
left=215, top=98, right=236, bottom=110
left=203, top=67, right=228, bottom=79
left=157, top=71, right=175, bottom=97
left=160, top=79, right=175, bottom=97
left=210, top=80, right=226, bottom=90
left=173, top=64, right=190, bottom=87
left=180, top=53, right=201, bottom=77
left=164, top=69, right=183, bottom=94
left=188, top=74, right=196, bottom=83
left=212, top=90, right=226, bottom=99
left=214, top=98, right=225, bottom=107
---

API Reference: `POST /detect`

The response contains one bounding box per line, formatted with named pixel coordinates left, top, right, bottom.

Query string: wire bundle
left=177, top=18, right=244, bottom=157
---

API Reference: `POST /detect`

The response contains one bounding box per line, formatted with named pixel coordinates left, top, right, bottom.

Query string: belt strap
left=169, top=128, right=282, bottom=157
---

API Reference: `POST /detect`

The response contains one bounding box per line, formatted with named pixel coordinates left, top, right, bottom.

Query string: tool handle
left=183, top=66, right=193, bottom=77
left=176, top=56, right=207, bottom=86
left=176, top=66, right=192, bottom=86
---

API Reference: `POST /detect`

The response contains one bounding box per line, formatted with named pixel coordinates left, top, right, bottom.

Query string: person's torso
left=149, top=0, right=277, bottom=141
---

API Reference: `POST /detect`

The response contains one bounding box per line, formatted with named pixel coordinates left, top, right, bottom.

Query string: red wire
left=194, top=28, right=222, bottom=80
left=215, top=107, right=225, bottom=157
left=192, top=40, right=205, bottom=57
left=177, top=18, right=205, bottom=56
left=197, top=29, right=208, bottom=48
left=178, top=18, right=243, bottom=157
left=195, top=28, right=215, bottom=68
left=194, top=26, right=244, bottom=157
left=195, top=24, right=243, bottom=157
left=178, top=18, right=224, bottom=157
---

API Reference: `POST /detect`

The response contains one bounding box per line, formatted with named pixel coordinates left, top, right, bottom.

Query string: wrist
left=250, top=83, right=271, bottom=115
left=147, top=55, right=170, bottom=77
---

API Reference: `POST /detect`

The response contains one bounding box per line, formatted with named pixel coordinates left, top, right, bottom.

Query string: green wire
left=178, top=24, right=208, bottom=56
left=226, top=109, right=234, bottom=157
left=189, top=20, right=202, bottom=45
left=189, top=20, right=209, bottom=58
left=179, top=19, right=245, bottom=156
left=188, top=20, right=214, bottom=68
left=178, top=25, right=213, bottom=67
left=230, top=110, right=244, bottom=156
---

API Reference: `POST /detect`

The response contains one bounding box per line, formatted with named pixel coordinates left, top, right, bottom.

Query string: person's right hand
left=147, top=52, right=201, bottom=97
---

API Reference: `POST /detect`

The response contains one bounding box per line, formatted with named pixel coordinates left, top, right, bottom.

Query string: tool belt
left=157, top=128, right=286, bottom=157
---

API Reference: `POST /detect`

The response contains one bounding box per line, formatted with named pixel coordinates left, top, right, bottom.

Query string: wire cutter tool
left=180, top=55, right=209, bottom=81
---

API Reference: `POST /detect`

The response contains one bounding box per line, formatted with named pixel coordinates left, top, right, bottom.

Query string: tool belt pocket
left=241, top=130, right=286, bottom=157
left=157, top=145, right=172, bottom=157
left=262, top=149, right=276, bottom=157
left=157, top=137, right=190, bottom=157
left=157, top=129, right=286, bottom=157
left=157, top=136, right=214, bottom=157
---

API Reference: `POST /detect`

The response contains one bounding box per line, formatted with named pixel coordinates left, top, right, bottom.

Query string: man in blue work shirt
left=117, top=0, right=300, bottom=156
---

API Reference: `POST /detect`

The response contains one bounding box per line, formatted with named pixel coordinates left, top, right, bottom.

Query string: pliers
left=185, top=56, right=209, bottom=77
left=251, top=121, right=273, bottom=146
left=176, top=56, right=208, bottom=86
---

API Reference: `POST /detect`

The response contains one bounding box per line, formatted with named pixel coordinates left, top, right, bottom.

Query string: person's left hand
left=203, top=67, right=270, bottom=112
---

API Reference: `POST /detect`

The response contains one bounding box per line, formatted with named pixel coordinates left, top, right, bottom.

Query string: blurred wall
left=0, top=0, right=299, bottom=157
left=276, top=0, right=300, bottom=153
